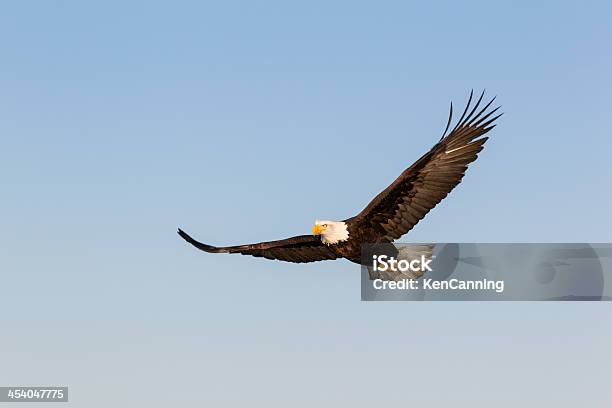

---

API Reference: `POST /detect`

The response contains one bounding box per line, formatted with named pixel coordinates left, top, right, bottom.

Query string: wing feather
left=349, top=91, right=501, bottom=241
left=177, top=229, right=340, bottom=263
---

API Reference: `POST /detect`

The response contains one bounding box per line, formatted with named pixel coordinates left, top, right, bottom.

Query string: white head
left=312, top=219, right=349, bottom=245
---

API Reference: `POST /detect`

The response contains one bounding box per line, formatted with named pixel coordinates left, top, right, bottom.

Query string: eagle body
left=178, top=91, right=502, bottom=266
left=325, top=220, right=397, bottom=264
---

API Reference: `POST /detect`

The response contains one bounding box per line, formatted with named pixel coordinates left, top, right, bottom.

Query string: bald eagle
left=178, top=91, right=501, bottom=265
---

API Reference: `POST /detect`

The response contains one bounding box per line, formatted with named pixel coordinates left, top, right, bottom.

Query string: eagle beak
left=312, top=224, right=324, bottom=235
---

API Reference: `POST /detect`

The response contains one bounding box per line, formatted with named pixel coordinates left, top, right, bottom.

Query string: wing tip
left=441, top=90, right=502, bottom=144
left=177, top=227, right=225, bottom=253
left=177, top=227, right=189, bottom=240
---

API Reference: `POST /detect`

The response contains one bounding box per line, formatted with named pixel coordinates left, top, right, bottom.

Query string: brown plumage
left=178, top=90, right=502, bottom=265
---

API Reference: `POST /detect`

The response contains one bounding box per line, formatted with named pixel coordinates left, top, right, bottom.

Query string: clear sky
left=1, top=1, right=611, bottom=406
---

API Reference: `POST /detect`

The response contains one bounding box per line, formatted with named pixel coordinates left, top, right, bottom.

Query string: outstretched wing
left=177, top=229, right=340, bottom=263
left=349, top=90, right=502, bottom=242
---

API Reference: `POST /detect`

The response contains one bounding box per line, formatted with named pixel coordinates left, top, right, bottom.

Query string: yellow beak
left=312, top=224, right=324, bottom=235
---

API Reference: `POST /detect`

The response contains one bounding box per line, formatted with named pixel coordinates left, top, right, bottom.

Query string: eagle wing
left=177, top=229, right=340, bottom=263
left=349, top=91, right=502, bottom=242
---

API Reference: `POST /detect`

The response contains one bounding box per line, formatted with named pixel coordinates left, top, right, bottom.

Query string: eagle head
left=312, top=220, right=349, bottom=245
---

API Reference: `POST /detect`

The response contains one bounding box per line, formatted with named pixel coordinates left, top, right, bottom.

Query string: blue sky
left=1, top=1, right=611, bottom=406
